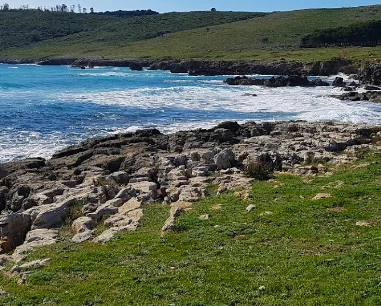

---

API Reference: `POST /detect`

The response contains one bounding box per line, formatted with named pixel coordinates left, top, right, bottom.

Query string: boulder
left=30, top=201, right=69, bottom=230
left=332, top=77, right=346, bottom=87
left=72, top=217, right=95, bottom=234
left=214, top=149, right=236, bottom=170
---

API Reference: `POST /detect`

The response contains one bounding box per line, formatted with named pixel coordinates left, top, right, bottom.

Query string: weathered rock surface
left=225, top=75, right=329, bottom=87
left=1, top=120, right=381, bottom=257
left=332, top=91, right=381, bottom=103
left=359, top=63, right=381, bottom=86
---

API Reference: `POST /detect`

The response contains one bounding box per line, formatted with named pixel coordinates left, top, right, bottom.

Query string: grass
left=1, top=151, right=381, bottom=305
left=2, top=6, right=381, bottom=62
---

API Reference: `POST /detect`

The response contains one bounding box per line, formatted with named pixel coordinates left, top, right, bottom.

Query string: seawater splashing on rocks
left=1, top=64, right=381, bottom=162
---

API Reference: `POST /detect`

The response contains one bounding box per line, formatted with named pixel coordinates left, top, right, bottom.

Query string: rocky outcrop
left=359, top=63, right=381, bottom=85
left=224, top=75, right=329, bottom=87
left=1, top=121, right=381, bottom=258
left=332, top=91, right=381, bottom=103
left=149, top=59, right=354, bottom=76
left=1, top=57, right=357, bottom=76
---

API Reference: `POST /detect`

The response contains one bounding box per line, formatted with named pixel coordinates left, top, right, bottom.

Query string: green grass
left=0, top=10, right=263, bottom=53
left=2, top=151, right=381, bottom=305
left=2, top=6, right=381, bottom=61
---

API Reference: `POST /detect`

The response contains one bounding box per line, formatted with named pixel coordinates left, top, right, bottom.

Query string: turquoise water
left=1, top=64, right=380, bottom=162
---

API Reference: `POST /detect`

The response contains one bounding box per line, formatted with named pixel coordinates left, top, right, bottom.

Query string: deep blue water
left=1, top=64, right=380, bottom=162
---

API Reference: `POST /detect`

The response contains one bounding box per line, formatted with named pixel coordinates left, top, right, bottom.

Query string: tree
left=77, top=4, right=81, bottom=13
left=211, top=8, right=216, bottom=11
left=2, top=3, right=9, bottom=11
left=90, top=7, right=94, bottom=13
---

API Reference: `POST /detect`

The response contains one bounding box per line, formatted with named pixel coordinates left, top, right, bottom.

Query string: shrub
left=244, top=160, right=272, bottom=180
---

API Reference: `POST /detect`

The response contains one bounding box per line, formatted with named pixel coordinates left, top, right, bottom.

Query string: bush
left=244, top=160, right=272, bottom=180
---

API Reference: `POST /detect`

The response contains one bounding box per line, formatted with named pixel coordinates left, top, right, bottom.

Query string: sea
left=1, top=64, right=381, bottom=163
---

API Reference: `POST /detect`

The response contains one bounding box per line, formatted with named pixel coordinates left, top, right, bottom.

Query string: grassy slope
left=1, top=151, right=381, bottom=305
left=123, top=6, right=381, bottom=61
left=2, top=6, right=381, bottom=61
left=0, top=11, right=263, bottom=58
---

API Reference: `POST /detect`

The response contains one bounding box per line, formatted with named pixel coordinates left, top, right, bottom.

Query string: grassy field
left=1, top=150, right=381, bottom=305
left=0, top=10, right=263, bottom=52
left=1, top=6, right=381, bottom=62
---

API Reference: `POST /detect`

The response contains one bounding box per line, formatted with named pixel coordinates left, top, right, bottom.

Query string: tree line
left=0, top=3, right=93, bottom=13
left=301, top=20, right=381, bottom=48
left=0, top=3, right=159, bottom=16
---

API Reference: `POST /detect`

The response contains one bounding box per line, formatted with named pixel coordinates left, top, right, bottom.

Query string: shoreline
left=1, top=56, right=379, bottom=85
left=0, top=57, right=358, bottom=77
left=1, top=120, right=381, bottom=258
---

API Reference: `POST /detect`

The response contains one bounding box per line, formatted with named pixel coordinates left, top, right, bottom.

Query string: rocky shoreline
left=1, top=120, right=381, bottom=267
left=2, top=56, right=380, bottom=85
left=0, top=57, right=360, bottom=76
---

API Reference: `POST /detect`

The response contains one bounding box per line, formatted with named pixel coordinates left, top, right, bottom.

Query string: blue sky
left=7, top=0, right=380, bottom=12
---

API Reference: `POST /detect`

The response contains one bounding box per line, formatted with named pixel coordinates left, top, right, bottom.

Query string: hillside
left=1, top=6, right=381, bottom=61
left=0, top=10, right=264, bottom=52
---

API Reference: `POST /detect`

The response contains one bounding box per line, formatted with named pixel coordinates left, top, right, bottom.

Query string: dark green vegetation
left=302, top=20, right=381, bottom=48
left=2, top=151, right=381, bottom=305
left=0, top=10, right=263, bottom=52
left=1, top=5, right=381, bottom=61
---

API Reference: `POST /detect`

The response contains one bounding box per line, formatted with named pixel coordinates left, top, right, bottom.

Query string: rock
left=312, top=193, right=332, bottom=200
left=30, top=201, right=69, bottom=230
left=332, top=77, right=346, bottom=87
left=224, top=76, right=265, bottom=86
left=72, top=230, right=94, bottom=243
left=359, top=63, right=381, bottom=85
left=12, top=229, right=58, bottom=262
left=199, top=214, right=210, bottom=220
left=106, top=171, right=129, bottom=185
left=72, top=217, right=95, bottom=234
left=309, top=78, right=329, bottom=86
left=356, top=220, right=371, bottom=227
left=86, top=201, right=119, bottom=221
left=178, top=186, right=205, bottom=202
left=128, top=181, right=158, bottom=202
left=161, top=201, right=192, bottom=233
left=246, top=204, right=257, bottom=212
left=0, top=254, right=13, bottom=265
left=364, top=85, right=381, bottom=91
left=12, top=258, right=50, bottom=273
left=0, top=213, right=31, bottom=252
left=118, top=198, right=141, bottom=215
left=214, top=149, right=236, bottom=170
left=104, top=208, right=143, bottom=229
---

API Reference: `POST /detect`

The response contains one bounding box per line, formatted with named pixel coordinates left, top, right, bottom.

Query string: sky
left=5, top=0, right=381, bottom=13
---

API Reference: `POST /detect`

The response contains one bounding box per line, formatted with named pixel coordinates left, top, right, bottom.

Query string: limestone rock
left=214, top=149, right=236, bottom=170
left=72, top=217, right=95, bottom=234
left=312, top=193, right=332, bottom=200
left=12, top=258, right=51, bottom=273
left=161, top=201, right=192, bottom=233
left=246, top=204, right=257, bottom=212
left=72, top=230, right=94, bottom=243
left=12, top=229, right=58, bottom=262
left=0, top=213, right=31, bottom=252
left=30, top=201, right=69, bottom=230
left=93, top=226, right=132, bottom=244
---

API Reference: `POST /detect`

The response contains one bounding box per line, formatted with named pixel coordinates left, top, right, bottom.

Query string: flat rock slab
left=12, top=229, right=58, bottom=263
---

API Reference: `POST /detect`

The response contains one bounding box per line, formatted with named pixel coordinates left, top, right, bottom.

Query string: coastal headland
left=1, top=4, right=381, bottom=304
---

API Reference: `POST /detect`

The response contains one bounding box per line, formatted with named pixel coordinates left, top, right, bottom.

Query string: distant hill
left=0, top=6, right=381, bottom=61
left=0, top=10, right=264, bottom=51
